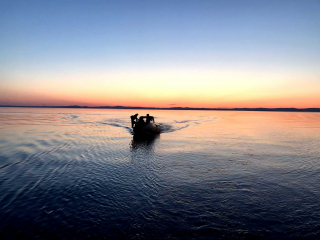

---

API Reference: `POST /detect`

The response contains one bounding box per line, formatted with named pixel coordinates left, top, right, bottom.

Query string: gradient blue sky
left=1, top=0, right=320, bottom=107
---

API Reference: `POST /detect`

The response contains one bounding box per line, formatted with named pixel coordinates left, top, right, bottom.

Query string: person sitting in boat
left=137, top=116, right=145, bottom=126
left=130, top=113, right=138, bottom=127
left=145, top=114, right=154, bottom=124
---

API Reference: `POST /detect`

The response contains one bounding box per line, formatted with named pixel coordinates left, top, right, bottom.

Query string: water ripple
left=1, top=109, right=320, bottom=239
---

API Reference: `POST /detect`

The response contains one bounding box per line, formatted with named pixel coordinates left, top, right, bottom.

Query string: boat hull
left=133, top=122, right=160, bottom=135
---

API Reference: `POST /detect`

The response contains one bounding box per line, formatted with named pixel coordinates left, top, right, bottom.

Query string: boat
left=130, top=114, right=161, bottom=135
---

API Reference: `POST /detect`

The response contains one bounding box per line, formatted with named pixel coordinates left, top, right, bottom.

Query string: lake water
left=1, top=108, right=320, bottom=239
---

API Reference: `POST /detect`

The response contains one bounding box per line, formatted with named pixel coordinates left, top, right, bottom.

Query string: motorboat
left=134, top=121, right=161, bottom=135
left=130, top=114, right=161, bottom=135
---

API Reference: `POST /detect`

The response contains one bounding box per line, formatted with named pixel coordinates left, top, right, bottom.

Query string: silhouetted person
left=137, top=116, right=145, bottom=126
left=145, top=114, right=154, bottom=124
left=130, top=113, right=138, bottom=127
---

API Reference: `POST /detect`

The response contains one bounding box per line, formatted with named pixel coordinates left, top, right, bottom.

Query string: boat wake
left=58, top=114, right=218, bottom=135
left=100, top=122, right=134, bottom=134
left=158, top=123, right=190, bottom=133
left=158, top=116, right=218, bottom=133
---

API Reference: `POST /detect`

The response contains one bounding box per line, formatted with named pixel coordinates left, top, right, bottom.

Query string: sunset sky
left=1, top=0, right=320, bottom=108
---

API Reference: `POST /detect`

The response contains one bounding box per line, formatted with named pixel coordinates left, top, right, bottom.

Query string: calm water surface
left=1, top=108, right=320, bottom=239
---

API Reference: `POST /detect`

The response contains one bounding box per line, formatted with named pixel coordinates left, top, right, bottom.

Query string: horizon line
left=0, top=105, right=320, bottom=112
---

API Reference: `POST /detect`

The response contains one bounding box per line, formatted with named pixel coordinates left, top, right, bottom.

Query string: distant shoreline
left=0, top=105, right=320, bottom=112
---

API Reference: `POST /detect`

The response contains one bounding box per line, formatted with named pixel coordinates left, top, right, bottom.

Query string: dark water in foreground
left=1, top=108, right=320, bottom=239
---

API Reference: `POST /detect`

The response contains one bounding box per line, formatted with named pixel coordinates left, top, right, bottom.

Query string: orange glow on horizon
left=1, top=89, right=319, bottom=109
left=1, top=68, right=320, bottom=109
